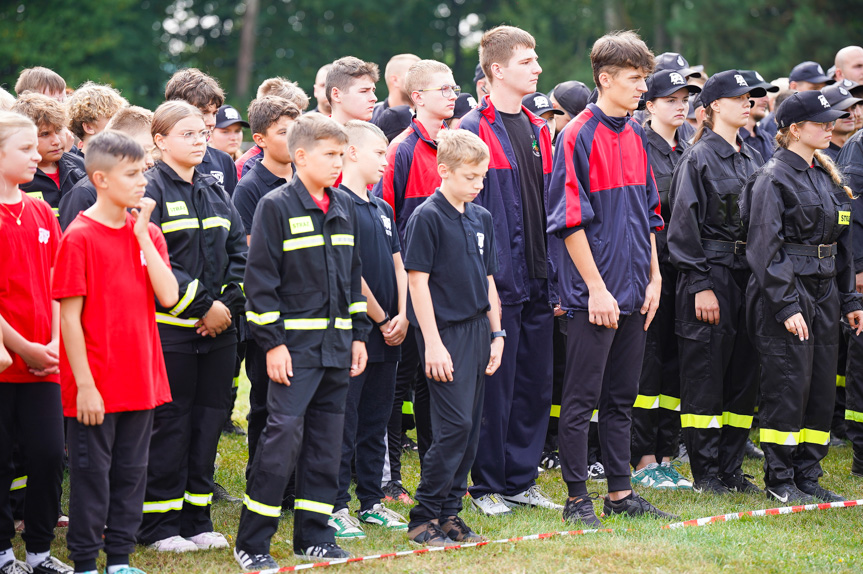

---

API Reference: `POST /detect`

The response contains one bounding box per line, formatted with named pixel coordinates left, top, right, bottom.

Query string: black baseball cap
left=473, top=63, right=485, bottom=83
left=789, top=61, right=832, bottom=84
left=452, top=92, right=478, bottom=119
left=215, top=105, right=249, bottom=129
left=775, top=90, right=849, bottom=128
left=687, top=93, right=704, bottom=119
left=821, top=83, right=863, bottom=111
left=655, top=52, right=703, bottom=79
left=645, top=69, right=701, bottom=101
left=522, top=92, right=565, bottom=117
left=699, top=70, right=767, bottom=107
left=374, top=104, right=412, bottom=142
left=836, top=78, right=863, bottom=98
left=739, top=70, right=779, bottom=94
left=551, top=80, right=591, bottom=117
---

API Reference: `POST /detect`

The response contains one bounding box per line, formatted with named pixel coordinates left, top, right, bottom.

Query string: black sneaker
left=765, top=483, right=817, bottom=505
left=562, top=494, right=602, bottom=528
left=382, top=481, right=414, bottom=505
left=31, top=556, right=73, bottom=574
left=540, top=450, right=561, bottom=470
left=744, top=438, right=765, bottom=460
left=408, top=520, right=454, bottom=547
left=401, top=433, right=419, bottom=452
left=222, top=420, right=247, bottom=436
left=1, top=560, right=33, bottom=574
left=852, top=450, right=863, bottom=478
left=603, top=491, right=679, bottom=519
left=294, top=542, right=351, bottom=562
left=720, top=471, right=763, bottom=494
left=234, top=547, right=278, bottom=571
left=796, top=479, right=845, bottom=502
left=440, top=515, right=485, bottom=542
left=693, top=476, right=732, bottom=495
left=213, top=482, right=241, bottom=503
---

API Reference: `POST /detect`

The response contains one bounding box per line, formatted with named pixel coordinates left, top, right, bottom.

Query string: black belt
left=702, top=239, right=746, bottom=255
left=784, top=242, right=838, bottom=258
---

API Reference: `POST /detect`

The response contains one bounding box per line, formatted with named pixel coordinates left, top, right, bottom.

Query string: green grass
left=13, top=370, right=863, bottom=573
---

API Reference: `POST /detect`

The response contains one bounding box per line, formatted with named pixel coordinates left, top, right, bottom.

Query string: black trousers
left=845, top=324, right=863, bottom=454
left=236, top=367, right=349, bottom=554
left=543, top=317, right=567, bottom=453
left=749, top=276, right=838, bottom=488
left=0, top=382, right=64, bottom=554
left=245, top=339, right=269, bottom=476
left=67, top=411, right=153, bottom=566
left=559, top=312, right=646, bottom=497
left=409, top=317, right=489, bottom=528
left=336, top=361, right=397, bottom=512
left=470, top=279, right=553, bottom=498
left=138, top=345, right=235, bottom=544
left=676, top=266, right=758, bottom=484
left=632, top=257, right=680, bottom=463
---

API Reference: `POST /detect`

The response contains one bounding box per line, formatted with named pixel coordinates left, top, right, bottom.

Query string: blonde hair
left=0, top=87, right=15, bottom=111
left=11, top=92, right=66, bottom=132
left=344, top=120, right=386, bottom=147
left=66, top=82, right=128, bottom=139
left=404, top=60, right=453, bottom=104
left=0, top=111, right=36, bottom=149
left=151, top=101, right=204, bottom=161
left=437, top=129, right=489, bottom=171
left=776, top=126, right=853, bottom=198
left=256, top=77, right=310, bottom=111
left=14, top=66, right=66, bottom=96
left=106, top=106, right=153, bottom=134
left=479, top=26, right=536, bottom=83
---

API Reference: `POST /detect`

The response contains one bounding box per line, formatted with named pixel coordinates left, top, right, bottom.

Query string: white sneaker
left=149, top=535, right=198, bottom=553
left=357, top=503, right=408, bottom=530
left=470, top=493, right=512, bottom=516
left=502, top=485, right=564, bottom=510
left=328, top=508, right=366, bottom=539
left=186, top=531, right=229, bottom=550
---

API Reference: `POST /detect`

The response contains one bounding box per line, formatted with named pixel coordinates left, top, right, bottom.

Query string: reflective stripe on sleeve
left=10, top=476, right=26, bottom=491
left=334, top=317, right=352, bottom=330
left=201, top=216, right=231, bottom=230
left=169, top=279, right=199, bottom=316
left=348, top=302, right=367, bottom=315
left=759, top=428, right=800, bottom=446
left=155, top=313, right=200, bottom=327
left=284, top=318, right=329, bottom=330
left=243, top=495, right=281, bottom=517
left=246, top=311, right=281, bottom=325
left=283, top=235, right=325, bottom=251
left=162, top=218, right=200, bottom=233
left=143, top=498, right=184, bottom=513
left=294, top=499, right=334, bottom=515
left=184, top=491, right=213, bottom=507
left=330, top=234, right=354, bottom=246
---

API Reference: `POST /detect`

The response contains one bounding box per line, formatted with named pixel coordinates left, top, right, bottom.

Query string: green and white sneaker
left=660, top=461, right=693, bottom=490
left=328, top=508, right=366, bottom=539
left=631, top=462, right=676, bottom=489
left=358, top=503, right=408, bottom=530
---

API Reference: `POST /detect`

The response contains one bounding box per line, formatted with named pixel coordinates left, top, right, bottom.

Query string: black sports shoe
left=765, top=483, right=817, bottom=505
left=1, top=560, right=33, bottom=574
left=540, top=450, right=561, bottom=470
left=408, top=520, right=454, bottom=547
left=603, top=491, right=679, bottom=519
left=720, top=470, right=763, bottom=494
left=294, top=542, right=352, bottom=562
left=562, top=494, right=602, bottom=528
left=31, top=556, right=72, bottom=574
left=440, top=515, right=485, bottom=542
left=401, top=433, right=419, bottom=452
left=796, top=479, right=845, bottom=502
left=744, top=438, right=764, bottom=460
left=222, top=420, right=247, bottom=436
left=693, top=476, right=732, bottom=494
left=213, top=482, right=240, bottom=503
left=234, top=548, right=278, bottom=572
left=852, top=450, right=863, bottom=478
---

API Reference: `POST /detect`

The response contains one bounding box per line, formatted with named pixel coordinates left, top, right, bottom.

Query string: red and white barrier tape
left=241, top=499, right=863, bottom=574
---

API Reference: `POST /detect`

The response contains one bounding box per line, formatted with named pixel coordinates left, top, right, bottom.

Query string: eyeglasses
left=805, top=120, right=835, bottom=131
left=417, top=84, right=461, bottom=98
left=165, top=130, right=212, bottom=144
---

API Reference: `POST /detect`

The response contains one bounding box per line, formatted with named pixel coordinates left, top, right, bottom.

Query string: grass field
left=13, top=372, right=863, bottom=573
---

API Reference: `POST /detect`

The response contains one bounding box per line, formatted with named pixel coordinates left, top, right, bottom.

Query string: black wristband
left=491, top=329, right=506, bottom=340
left=375, top=314, right=391, bottom=328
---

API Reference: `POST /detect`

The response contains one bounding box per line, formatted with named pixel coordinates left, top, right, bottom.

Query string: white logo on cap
left=844, top=79, right=854, bottom=88
left=818, top=95, right=831, bottom=108
left=533, top=95, right=550, bottom=109
left=677, top=55, right=685, bottom=67
left=467, top=96, right=478, bottom=108
left=734, top=74, right=749, bottom=87
left=817, top=64, right=825, bottom=74
left=224, top=108, right=240, bottom=120
left=841, top=87, right=850, bottom=96
left=669, top=72, right=686, bottom=86
left=755, top=72, right=765, bottom=82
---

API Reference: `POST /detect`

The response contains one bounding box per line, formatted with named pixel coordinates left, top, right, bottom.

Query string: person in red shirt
left=53, top=130, right=179, bottom=574
left=0, top=110, right=73, bottom=574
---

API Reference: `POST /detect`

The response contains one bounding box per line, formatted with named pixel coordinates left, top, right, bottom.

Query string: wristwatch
left=491, top=330, right=507, bottom=340
left=375, top=314, right=391, bottom=327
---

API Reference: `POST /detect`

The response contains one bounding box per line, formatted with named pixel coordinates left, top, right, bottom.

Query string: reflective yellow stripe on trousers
left=184, top=491, right=213, bottom=507
left=142, top=498, right=184, bottom=513
left=758, top=428, right=831, bottom=446
left=243, top=495, right=281, bottom=517
left=10, top=476, right=26, bottom=491
left=294, top=499, right=334, bottom=515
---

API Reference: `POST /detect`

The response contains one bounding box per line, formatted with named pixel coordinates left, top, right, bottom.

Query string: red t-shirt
left=53, top=213, right=173, bottom=416
left=0, top=194, right=60, bottom=383
left=46, top=169, right=60, bottom=189
left=311, top=191, right=330, bottom=213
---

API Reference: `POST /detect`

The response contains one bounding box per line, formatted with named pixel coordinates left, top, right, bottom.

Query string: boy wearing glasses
left=459, top=25, right=559, bottom=515
left=372, top=60, right=458, bottom=504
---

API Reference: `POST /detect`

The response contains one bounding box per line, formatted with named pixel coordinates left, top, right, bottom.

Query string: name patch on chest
left=166, top=201, right=189, bottom=216
left=839, top=211, right=851, bottom=225
left=289, top=216, right=314, bottom=234
left=26, top=191, right=44, bottom=201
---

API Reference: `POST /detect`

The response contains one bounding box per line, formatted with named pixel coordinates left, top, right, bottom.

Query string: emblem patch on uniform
left=210, top=171, right=224, bottom=184
left=26, top=191, right=44, bottom=201
left=380, top=214, right=392, bottom=236
left=839, top=211, right=851, bottom=225
left=166, top=201, right=189, bottom=216
left=289, top=216, right=314, bottom=234
left=477, top=232, right=485, bottom=255
left=38, top=227, right=50, bottom=244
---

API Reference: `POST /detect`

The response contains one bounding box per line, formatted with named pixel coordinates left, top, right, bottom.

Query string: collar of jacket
left=701, top=126, right=754, bottom=160
left=432, top=188, right=478, bottom=221
left=585, top=102, right=632, bottom=134
left=478, top=93, right=550, bottom=129
left=773, top=147, right=816, bottom=172
left=291, top=175, right=349, bottom=221
left=411, top=117, right=445, bottom=148
left=644, top=120, right=684, bottom=156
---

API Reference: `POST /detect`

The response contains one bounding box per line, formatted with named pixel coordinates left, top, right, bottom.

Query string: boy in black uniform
left=234, top=114, right=370, bottom=570
left=404, top=129, right=504, bottom=546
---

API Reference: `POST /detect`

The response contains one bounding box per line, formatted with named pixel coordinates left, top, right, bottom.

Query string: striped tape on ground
left=239, top=499, right=863, bottom=574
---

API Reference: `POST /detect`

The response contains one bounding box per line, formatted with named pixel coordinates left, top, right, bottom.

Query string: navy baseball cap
left=821, top=83, right=863, bottom=111
left=739, top=70, right=779, bottom=94
left=775, top=91, right=849, bottom=128
left=473, top=63, right=485, bottom=83
left=375, top=104, right=412, bottom=142
left=836, top=78, right=863, bottom=98
left=452, top=92, right=478, bottom=119
left=687, top=93, right=704, bottom=119
left=215, top=105, right=249, bottom=129
left=551, top=81, right=591, bottom=117
left=522, top=92, right=565, bottom=117
left=655, top=52, right=703, bottom=79
left=789, top=61, right=832, bottom=84
left=645, top=70, right=701, bottom=101
left=699, top=70, right=767, bottom=107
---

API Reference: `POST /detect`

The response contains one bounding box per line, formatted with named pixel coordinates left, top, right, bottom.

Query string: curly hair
left=67, top=82, right=128, bottom=139
left=11, top=92, right=66, bottom=132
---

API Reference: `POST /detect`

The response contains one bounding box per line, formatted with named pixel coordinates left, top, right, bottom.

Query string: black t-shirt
left=342, top=186, right=401, bottom=362
left=58, top=177, right=97, bottom=231
left=499, top=110, right=547, bottom=279
left=404, top=190, right=499, bottom=329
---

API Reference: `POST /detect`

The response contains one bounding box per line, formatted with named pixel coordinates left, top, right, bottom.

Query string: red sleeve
left=52, top=231, right=87, bottom=300
left=149, top=222, right=171, bottom=266
left=48, top=210, right=61, bottom=265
